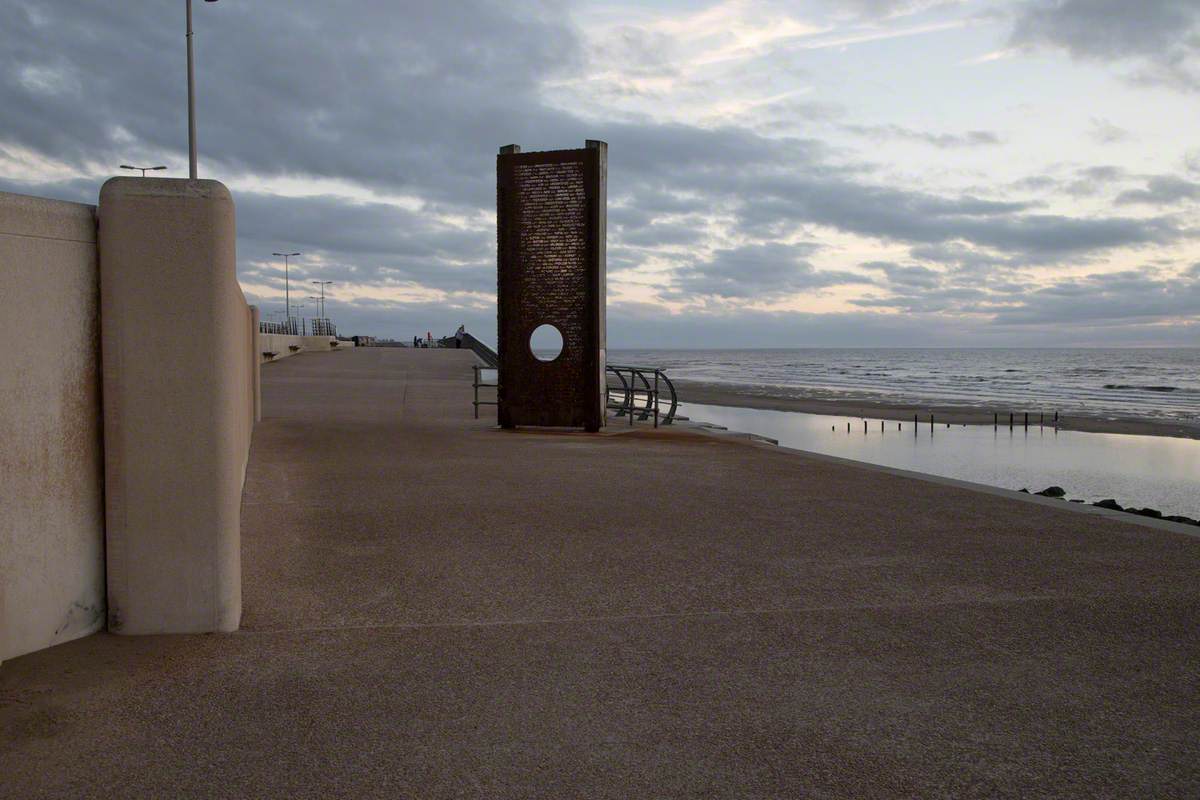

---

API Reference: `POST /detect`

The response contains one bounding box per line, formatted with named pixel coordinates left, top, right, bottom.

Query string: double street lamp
left=272, top=252, right=301, bottom=322
left=311, top=280, right=333, bottom=318
left=120, top=164, right=167, bottom=177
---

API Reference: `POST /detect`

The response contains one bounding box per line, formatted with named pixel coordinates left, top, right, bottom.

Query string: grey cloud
left=991, top=269, right=1200, bottom=325
left=1114, top=176, right=1200, bottom=206
left=908, top=242, right=1018, bottom=274
left=1187, top=149, right=1200, bottom=174
left=1088, top=117, right=1130, bottom=144
left=3, top=1, right=1195, bottom=347
left=1010, top=0, right=1200, bottom=92
left=1063, top=165, right=1128, bottom=197
left=0, top=1, right=582, bottom=208
left=604, top=300, right=1199, bottom=347
left=842, top=124, right=1002, bottom=148
left=846, top=263, right=1200, bottom=329
left=736, top=177, right=1177, bottom=258
left=616, top=217, right=707, bottom=248
left=670, top=242, right=865, bottom=299
left=862, top=261, right=942, bottom=289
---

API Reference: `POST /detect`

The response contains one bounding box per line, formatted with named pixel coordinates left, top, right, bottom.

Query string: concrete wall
left=3, top=178, right=365, bottom=655
left=99, top=178, right=252, bottom=635
left=0, top=192, right=106, bottom=662
left=259, top=333, right=354, bottom=364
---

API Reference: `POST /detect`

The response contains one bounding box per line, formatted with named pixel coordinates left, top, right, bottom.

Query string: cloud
left=736, top=177, right=1181, bottom=258
left=1114, top=176, right=1200, bottom=206
left=1009, top=0, right=1200, bottom=92
left=2, top=0, right=1197, bottom=347
left=989, top=268, right=1200, bottom=325
left=670, top=242, right=866, bottom=299
left=842, top=124, right=1002, bottom=148
left=847, top=262, right=1200, bottom=329
left=862, top=260, right=943, bottom=288
left=1087, top=117, right=1130, bottom=144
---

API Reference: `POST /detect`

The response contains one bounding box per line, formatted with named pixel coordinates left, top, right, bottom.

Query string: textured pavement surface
left=3, top=347, right=1199, bottom=798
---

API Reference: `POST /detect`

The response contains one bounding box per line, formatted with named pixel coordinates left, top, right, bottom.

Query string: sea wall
left=259, top=333, right=354, bottom=363
left=0, top=192, right=106, bottom=662
left=99, top=177, right=255, bottom=635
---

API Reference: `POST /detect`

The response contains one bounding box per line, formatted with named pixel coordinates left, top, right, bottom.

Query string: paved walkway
left=3, top=348, right=1199, bottom=798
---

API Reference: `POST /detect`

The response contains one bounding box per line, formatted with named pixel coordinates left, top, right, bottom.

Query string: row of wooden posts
left=837, top=411, right=1061, bottom=434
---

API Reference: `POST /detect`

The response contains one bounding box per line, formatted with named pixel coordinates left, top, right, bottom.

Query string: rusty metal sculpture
left=496, top=141, right=607, bottom=431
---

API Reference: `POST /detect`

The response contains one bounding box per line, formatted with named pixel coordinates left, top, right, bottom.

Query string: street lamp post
left=120, top=165, right=167, bottom=177
left=273, top=252, right=301, bottom=329
left=311, top=280, right=333, bottom=318
left=186, top=0, right=219, bottom=180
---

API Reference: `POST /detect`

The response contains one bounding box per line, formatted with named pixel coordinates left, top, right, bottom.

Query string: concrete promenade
left=3, top=348, right=1199, bottom=798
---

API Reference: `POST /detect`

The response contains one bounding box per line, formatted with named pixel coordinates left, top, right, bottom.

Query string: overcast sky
left=3, top=0, right=1198, bottom=347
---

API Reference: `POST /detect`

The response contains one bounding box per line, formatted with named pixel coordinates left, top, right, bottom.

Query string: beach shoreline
left=674, top=379, right=1200, bottom=440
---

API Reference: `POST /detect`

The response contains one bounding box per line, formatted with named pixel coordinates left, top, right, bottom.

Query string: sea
left=607, top=348, right=1200, bottom=520
left=610, top=348, right=1200, bottom=424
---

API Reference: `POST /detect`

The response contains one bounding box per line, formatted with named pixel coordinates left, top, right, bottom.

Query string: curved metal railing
left=606, top=364, right=678, bottom=427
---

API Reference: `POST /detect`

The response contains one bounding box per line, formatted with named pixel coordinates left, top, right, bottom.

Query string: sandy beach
left=674, top=379, right=1200, bottom=440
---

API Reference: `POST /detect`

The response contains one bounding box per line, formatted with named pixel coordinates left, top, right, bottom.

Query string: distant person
left=455, top=325, right=465, bottom=349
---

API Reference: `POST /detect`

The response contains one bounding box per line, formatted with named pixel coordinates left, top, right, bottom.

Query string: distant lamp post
left=186, top=0, right=220, bottom=179
left=120, top=164, right=167, bottom=177
left=289, top=303, right=307, bottom=335
left=311, top=280, right=333, bottom=318
left=273, top=252, right=301, bottom=322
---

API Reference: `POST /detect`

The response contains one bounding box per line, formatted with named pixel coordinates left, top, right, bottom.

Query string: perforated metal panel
left=497, top=142, right=607, bottom=430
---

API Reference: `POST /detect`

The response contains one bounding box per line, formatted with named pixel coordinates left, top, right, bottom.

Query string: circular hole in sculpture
left=530, top=324, right=564, bottom=362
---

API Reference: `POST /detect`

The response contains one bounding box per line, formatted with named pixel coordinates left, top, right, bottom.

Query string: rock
left=1129, top=507, right=1163, bottom=519
left=1164, top=515, right=1200, bottom=526
left=1069, top=499, right=1084, bottom=503
left=1035, top=486, right=1066, bottom=498
left=1018, top=488, right=1030, bottom=493
left=1094, top=499, right=1123, bottom=511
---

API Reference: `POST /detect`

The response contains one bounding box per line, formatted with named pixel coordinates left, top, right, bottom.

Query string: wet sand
left=674, top=379, right=1200, bottom=440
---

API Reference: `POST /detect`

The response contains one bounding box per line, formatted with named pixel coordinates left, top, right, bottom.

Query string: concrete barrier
left=0, top=192, right=105, bottom=662
left=258, top=333, right=354, bottom=364
left=99, top=178, right=251, bottom=635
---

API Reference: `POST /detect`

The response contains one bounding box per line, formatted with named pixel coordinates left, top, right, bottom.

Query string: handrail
left=472, top=364, right=499, bottom=419
left=468, top=358, right=677, bottom=427
left=606, top=364, right=678, bottom=426
left=439, top=332, right=500, bottom=368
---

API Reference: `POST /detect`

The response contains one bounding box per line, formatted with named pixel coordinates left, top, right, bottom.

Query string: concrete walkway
left=3, top=348, right=1199, bottom=798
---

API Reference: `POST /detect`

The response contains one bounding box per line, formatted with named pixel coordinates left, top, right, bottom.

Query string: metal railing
left=472, top=365, right=499, bottom=419
left=606, top=364, right=678, bottom=427
left=469, top=362, right=678, bottom=427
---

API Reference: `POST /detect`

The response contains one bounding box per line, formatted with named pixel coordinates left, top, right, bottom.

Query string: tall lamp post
left=187, top=0, right=219, bottom=179
left=311, top=280, right=333, bottom=318
left=120, top=164, right=167, bottom=177
left=273, top=252, right=301, bottom=328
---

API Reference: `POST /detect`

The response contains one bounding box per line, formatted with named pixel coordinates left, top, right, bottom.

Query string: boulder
left=1093, top=499, right=1123, bottom=511
left=1130, top=507, right=1163, bottom=519
left=1164, top=515, right=1200, bottom=526
left=1035, top=486, right=1066, bottom=498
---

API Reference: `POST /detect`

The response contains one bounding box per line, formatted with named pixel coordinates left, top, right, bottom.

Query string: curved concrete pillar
left=98, top=178, right=247, bottom=634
